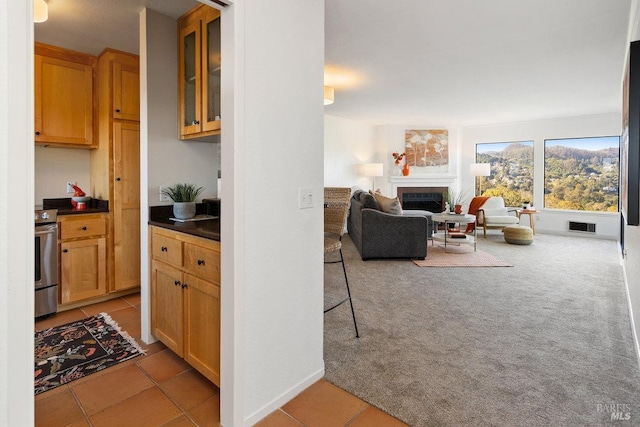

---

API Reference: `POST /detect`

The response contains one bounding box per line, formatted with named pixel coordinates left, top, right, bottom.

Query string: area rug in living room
left=412, top=244, right=512, bottom=267
left=34, top=312, right=145, bottom=395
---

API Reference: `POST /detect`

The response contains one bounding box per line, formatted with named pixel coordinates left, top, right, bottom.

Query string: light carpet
left=324, top=232, right=640, bottom=427
left=412, top=244, right=512, bottom=267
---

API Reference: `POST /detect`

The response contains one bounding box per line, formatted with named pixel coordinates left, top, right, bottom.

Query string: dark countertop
left=43, top=197, right=109, bottom=215
left=149, top=204, right=220, bottom=241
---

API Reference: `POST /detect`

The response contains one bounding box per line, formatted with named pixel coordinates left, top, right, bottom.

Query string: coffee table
left=431, top=213, right=476, bottom=252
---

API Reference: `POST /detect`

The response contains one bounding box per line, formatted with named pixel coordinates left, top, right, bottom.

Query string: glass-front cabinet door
left=178, top=5, right=221, bottom=140
left=179, top=20, right=202, bottom=137
left=202, top=10, right=221, bottom=132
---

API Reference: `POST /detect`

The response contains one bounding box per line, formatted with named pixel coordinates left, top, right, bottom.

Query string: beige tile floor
left=35, top=294, right=407, bottom=426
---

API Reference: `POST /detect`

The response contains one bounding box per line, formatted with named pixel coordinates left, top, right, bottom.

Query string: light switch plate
left=298, top=188, right=314, bottom=209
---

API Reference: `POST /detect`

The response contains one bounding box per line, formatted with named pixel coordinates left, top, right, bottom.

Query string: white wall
left=223, top=1, right=325, bottom=425
left=375, top=124, right=462, bottom=195
left=34, top=146, right=91, bottom=203
left=0, top=0, right=34, bottom=426
left=461, top=113, right=622, bottom=239
left=324, top=114, right=376, bottom=190
left=143, top=7, right=219, bottom=206
left=623, top=0, right=640, bottom=365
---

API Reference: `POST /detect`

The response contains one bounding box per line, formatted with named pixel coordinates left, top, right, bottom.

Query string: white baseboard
left=621, top=258, right=640, bottom=372
left=244, top=366, right=325, bottom=426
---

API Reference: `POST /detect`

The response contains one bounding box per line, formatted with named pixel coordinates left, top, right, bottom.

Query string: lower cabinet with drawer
left=150, top=226, right=220, bottom=386
left=59, top=214, right=108, bottom=304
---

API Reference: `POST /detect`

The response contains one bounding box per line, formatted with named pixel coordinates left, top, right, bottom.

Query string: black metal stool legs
left=324, top=248, right=360, bottom=338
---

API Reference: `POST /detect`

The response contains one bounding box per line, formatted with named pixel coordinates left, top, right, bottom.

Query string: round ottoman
left=504, top=225, right=534, bottom=245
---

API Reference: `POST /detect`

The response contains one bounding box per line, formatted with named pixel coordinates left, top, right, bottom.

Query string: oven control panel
left=35, top=209, right=58, bottom=225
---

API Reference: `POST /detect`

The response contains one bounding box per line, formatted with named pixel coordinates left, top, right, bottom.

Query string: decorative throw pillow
left=360, top=191, right=380, bottom=210
left=372, top=191, right=403, bottom=215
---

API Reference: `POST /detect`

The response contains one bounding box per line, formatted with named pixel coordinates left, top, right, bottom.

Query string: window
left=476, top=141, right=534, bottom=206
left=544, top=136, right=619, bottom=212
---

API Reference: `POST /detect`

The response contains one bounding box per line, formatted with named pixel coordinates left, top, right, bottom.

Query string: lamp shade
left=359, top=163, right=384, bottom=177
left=324, top=86, right=335, bottom=105
left=34, top=0, right=48, bottom=23
left=470, top=163, right=491, bottom=176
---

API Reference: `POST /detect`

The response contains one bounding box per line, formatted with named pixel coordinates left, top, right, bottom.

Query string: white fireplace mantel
left=389, top=175, right=456, bottom=195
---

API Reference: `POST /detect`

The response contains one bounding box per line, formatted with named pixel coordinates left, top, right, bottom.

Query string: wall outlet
left=66, top=182, right=76, bottom=194
left=159, top=186, right=170, bottom=202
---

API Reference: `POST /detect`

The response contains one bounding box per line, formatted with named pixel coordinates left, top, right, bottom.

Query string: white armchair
left=475, top=196, right=519, bottom=237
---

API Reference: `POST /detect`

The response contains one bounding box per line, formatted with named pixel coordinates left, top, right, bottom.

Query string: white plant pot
left=173, top=202, right=196, bottom=220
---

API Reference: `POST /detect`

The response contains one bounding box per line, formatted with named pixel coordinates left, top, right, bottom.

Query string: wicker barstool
left=324, top=187, right=359, bottom=338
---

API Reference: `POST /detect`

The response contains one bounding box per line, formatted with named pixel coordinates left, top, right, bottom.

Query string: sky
left=545, top=136, right=620, bottom=150
left=476, top=136, right=619, bottom=153
left=476, top=141, right=533, bottom=153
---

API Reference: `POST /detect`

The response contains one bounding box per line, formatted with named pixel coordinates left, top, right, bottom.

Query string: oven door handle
left=35, top=225, right=57, bottom=235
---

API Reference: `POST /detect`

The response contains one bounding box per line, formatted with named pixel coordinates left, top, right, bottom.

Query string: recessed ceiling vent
left=568, top=221, right=596, bottom=233
left=200, top=0, right=233, bottom=10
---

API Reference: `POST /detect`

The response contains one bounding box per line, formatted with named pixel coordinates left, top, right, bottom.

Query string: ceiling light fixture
left=324, top=86, right=335, bottom=105
left=34, top=0, right=48, bottom=23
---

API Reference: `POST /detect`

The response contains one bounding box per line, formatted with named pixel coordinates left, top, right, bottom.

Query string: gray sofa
left=347, top=190, right=434, bottom=260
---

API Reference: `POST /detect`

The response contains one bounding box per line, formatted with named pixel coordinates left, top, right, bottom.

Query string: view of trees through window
left=476, top=141, right=534, bottom=207
left=544, top=136, right=619, bottom=212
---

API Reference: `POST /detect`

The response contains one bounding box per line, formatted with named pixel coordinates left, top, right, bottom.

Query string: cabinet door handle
left=174, top=280, right=180, bottom=286
left=63, top=249, right=68, bottom=253
left=115, top=109, right=121, bottom=113
left=35, top=131, right=41, bottom=136
left=181, top=283, right=188, bottom=289
left=116, top=177, right=121, bottom=182
left=197, top=259, right=204, bottom=265
left=192, top=120, right=200, bottom=125
left=82, top=226, right=87, bottom=230
left=161, top=246, right=167, bottom=252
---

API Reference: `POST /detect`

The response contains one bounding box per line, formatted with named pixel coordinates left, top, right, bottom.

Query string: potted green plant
left=445, top=188, right=468, bottom=214
left=162, top=183, right=204, bottom=220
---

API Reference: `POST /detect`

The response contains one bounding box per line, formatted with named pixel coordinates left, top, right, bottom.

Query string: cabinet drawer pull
left=63, top=249, right=68, bottom=253
left=82, top=226, right=87, bottom=230
left=174, top=280, right=180, bottom=286
left=35, top=131, right=41, bottom=136
left=197, top=259, right=204, bottom=265
left=115, top=109, right=121, bottom=113
left=161, top=246, right=168, bottom=252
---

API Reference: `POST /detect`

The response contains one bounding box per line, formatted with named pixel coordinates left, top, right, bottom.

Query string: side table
left=516, top=209, right=538, bottom=234
left=431, top=213, right=476, bottom=252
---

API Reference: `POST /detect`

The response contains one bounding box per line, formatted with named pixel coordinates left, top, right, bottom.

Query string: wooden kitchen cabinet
left=150, top=226, right=221, bottom=385
left=178, top=4, right=221, bottom=140
left=91, top=49, right=140, bottom=293
left=59, top=214, right=108, bottom=304
left=34, top=43, right=96, bottom=148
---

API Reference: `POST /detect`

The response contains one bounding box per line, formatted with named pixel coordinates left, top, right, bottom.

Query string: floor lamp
left=359, top=163, right=384, bottom=191
left=470, top=163, right=491, bottom=195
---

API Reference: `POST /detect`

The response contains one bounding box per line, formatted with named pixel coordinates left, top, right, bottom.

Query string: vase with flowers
left=392, top=152, right=406, bottom=176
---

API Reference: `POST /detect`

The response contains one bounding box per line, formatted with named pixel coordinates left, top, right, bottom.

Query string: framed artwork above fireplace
left=405, top=129, right=449, bottom=168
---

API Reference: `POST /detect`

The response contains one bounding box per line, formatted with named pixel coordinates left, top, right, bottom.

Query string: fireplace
left=397, top=187, right=447, bottom=213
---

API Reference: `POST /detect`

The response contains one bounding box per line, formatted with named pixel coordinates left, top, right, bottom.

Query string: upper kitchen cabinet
left=112, top=57, right=140, bottom=121
left=34, top=43, right=97, bottom=148
left=178, top=5, right=221, bottom=140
